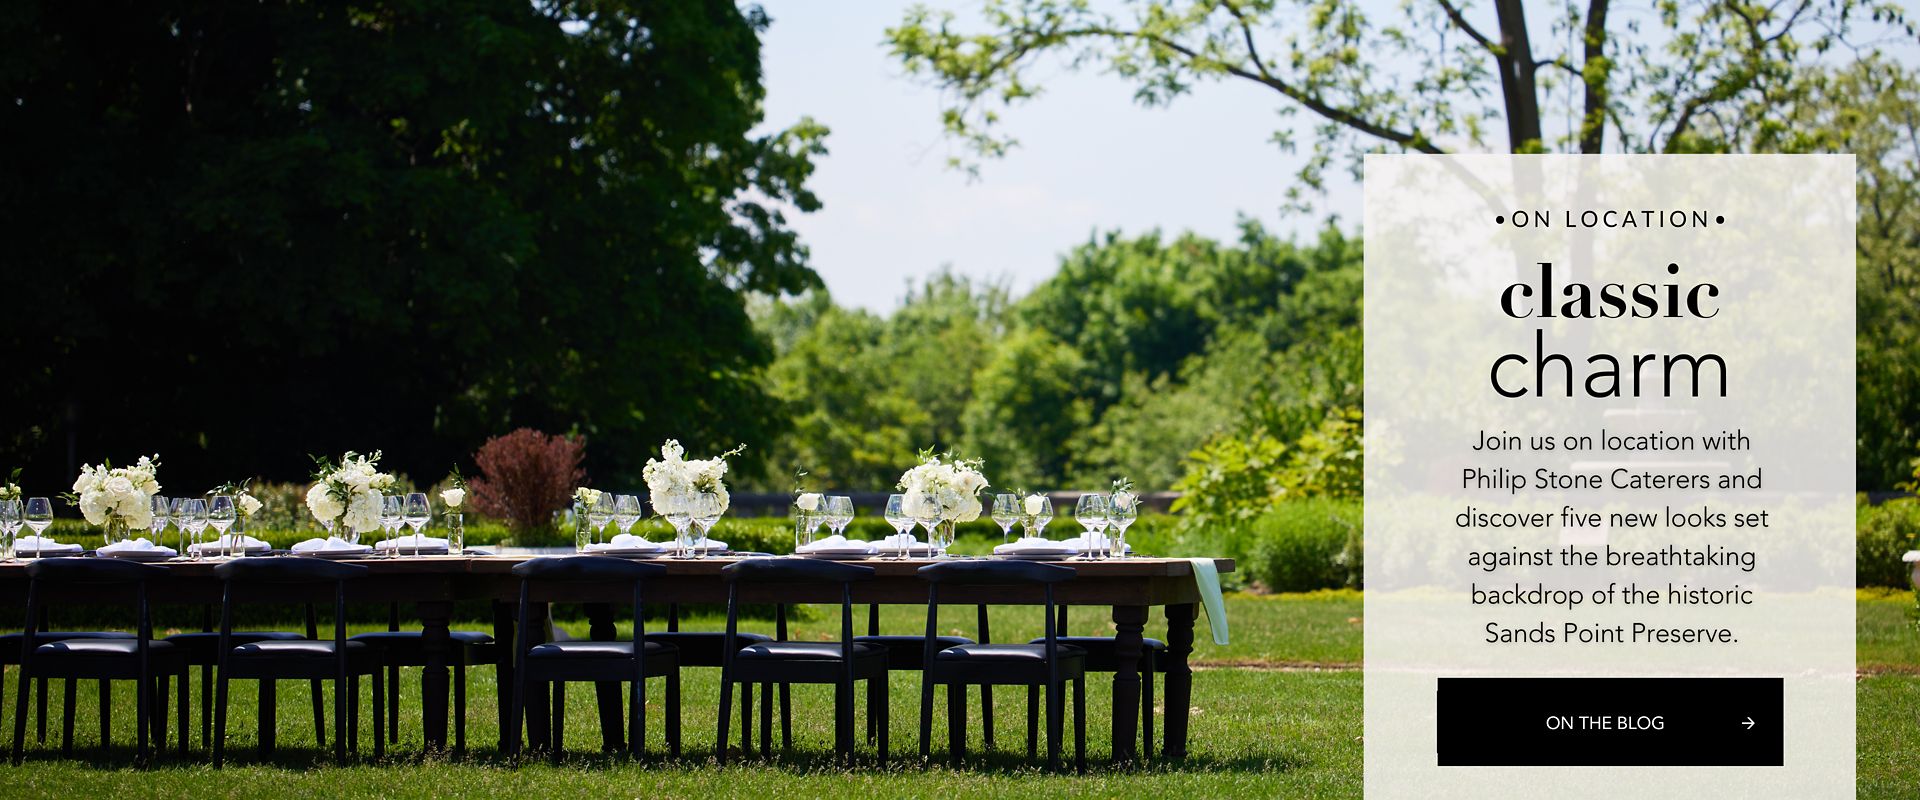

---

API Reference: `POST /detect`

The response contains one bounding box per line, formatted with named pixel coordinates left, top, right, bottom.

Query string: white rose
left=124, top=503, right=153, bottom=531
left=105, top=475, right=135, bottom=497
left=239, top=494, right=264, bottom=517
left=306, top=483, right=344, bottom=523
left=795, top=493, right=821, bottom=512
left=1113, top=491, right=1136, bottom=511
left=115, top=491, right=146, bottom=518
left=1024, top=495, right=1045, bottom=516
left=954, top=495, right=982, bottom=523
left=441, top=488, right=465, bottom=509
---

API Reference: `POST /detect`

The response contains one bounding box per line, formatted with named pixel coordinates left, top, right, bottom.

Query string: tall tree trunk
left=1493, top=0, right=1543, bottom=152
left=1580, top=0, right=1611, bottom=153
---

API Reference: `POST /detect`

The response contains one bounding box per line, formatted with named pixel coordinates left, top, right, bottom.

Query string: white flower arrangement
left=66, top=455, right=162, bottom=530
left=442, top=465, right=468, bottom=510
left=642, top=439, right=743, bottom=516
left=795, top=492, right=822, bottom=512
left=898, top=449, right=989, bottom=523
left=215, top=479, right=265, bottom=519
left=1111, top=477, right=1137, bottom=512
left=306, top=451, right=394, bottom=535
left=1023, top=493, right=1047, bottom=516
left=572, top=486, right=603, bottom=507
left=0, top=467, right=21, bottom=502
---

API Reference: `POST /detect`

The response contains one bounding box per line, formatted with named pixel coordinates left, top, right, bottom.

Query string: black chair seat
left=528, top=640, right=675, bottom=660
left=643, top=631, right=770, bottom=667
left=854, top=634, right=973, bottom=670
left=737, top=642, right=883, bottom=662
left=35, top=639, right=176, bottom=657
left=231, top=640, right=368, bottom=658
left=0, top=631, right=135, bottom=663
left=936, top=643, right=1084, bottom=664
left=1029, top=636, right=1166, bottom=671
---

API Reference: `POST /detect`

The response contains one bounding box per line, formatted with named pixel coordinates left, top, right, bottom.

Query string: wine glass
left=1024, top=495, right=1054, bottom=540
left=403, top=492, right=431, bottom=555
left=689, top=492, right=723, bottom=559
left=990, top=493, right=1019, bottom=545
left=586, top=494, right=613, bottom=548
left=909, top=496, right=944, bottom=560
left=379, top=494, right=403, bottom=559
left=613, top=494, right=642, bottom=546
left=207, top=495, right=238, bottom=559
left=1106, top=492, right=1138, bottom=559
left=183, top=499, right=209, bottom=562
left=883, top=493, right=914, bottom=561
left=665, top=506, right=693, bottom=559
left=23, top=497, right=52, bottom=561
left=825, top=496, right=854, bottom=538
left=1074, top=494, right=1110, bottom=560
left=149, top=495, right=171, bottom=555
left=0, top=499, right=21, bottom=563
left=171, top=497, right=192, bottom=553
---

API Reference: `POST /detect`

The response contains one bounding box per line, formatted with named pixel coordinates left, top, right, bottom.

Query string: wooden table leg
left=1110, top=604, right=1147, bottom=764
left=418, top=600, right=453, bottom=752
left=1162, top=602, right=1197, bottom=760
left=584, top=603, right=625, bottom=752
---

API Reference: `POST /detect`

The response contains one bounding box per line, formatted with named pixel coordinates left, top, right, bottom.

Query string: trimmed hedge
left=1858, top=498, right=1920, bottom=588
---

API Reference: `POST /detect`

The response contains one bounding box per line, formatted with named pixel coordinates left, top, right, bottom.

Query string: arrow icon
left=1743, top=717, right=1755, bottom=730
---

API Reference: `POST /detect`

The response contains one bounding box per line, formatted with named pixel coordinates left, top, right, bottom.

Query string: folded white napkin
left=586, top=533, right=666, bottom=553
left=98, top=538, right=178, bottom=557
left=188, top=534, right=271, bottom=554
left=993, top=537, right=1076, bottom=555
left=797, top=534, right=875, bottom=554
left=874, top=532, right=923, bottom=551
left=292, top=536, right=371, bottom=553
left=14, top=535, right=82, bottom=553
left=377, top=534, right=449, bottom=551
left=703, top=539, right=728, bottom=551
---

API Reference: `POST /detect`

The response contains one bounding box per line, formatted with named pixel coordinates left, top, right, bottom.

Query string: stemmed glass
left=793, top=497, right=820, bottom=551
left=1106, top=494, right=1138, bottom=559
left=910, top=498, right=942, bottom=560
left=149, top=496, right=171, bottom=557
left=1023, top=495, right=1054, bottom=540
left=402, top=492, right=431, bottom=556
left=1074, top=494, right=1110, bottom=560
left=824, top=496, right=854, bottom=539
left=613, top=494, right=642, bottom=546
left=208, top=495, right=238, bottom=559
left=883, top=493, right=914, bottom=561
left=182, top=499, right=209, bottom=562
left=665, top=505, right=694, bottom=559
left=23, top=498, right=52, bottom=561
left=689, top=493, right=723, bottom=559
left=586, top=495, right=613, bottom=549
left=170, top=497, right=191, bottom=553
left=990, top=494, right=1019, bottom=545
left=379, top=494, right=403, bottom=559
left=0, top=499, right=21, bottom=563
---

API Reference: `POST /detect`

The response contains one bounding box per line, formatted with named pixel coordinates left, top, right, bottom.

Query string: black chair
left=643, top=603, right=790, bottom=754
left=350, top=603, right=496, bottom=753
left=716, top=558, right=888, bottom=765
left=918, top=560, right=1085, bottom=772
left=855, top=602, right=995, bottom=749
left=504, top=556, right=680, bottom=762
left=211, top=558, right=385, bottom=766
left=0, top=624, right=134, bottom=752
left=9, top=558, right=188, bottom=764
left=166, top=605, right=326, bottom=753
left=1031, top=605, right=1167, bottom=760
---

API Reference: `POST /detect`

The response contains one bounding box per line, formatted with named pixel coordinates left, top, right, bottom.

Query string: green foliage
left=1858, top=498, right=1920, bottom=589
left=1169, top=431, right=1292, bottom=532
left=1243, top=499, right=1364, bottom=593
left=0, top=0, right=825, bottom=489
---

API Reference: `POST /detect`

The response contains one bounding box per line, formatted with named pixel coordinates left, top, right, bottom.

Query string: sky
left=753, top=0, right=1360, bottom=312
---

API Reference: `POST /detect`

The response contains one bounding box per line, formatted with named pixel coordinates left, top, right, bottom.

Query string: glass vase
left=446, top=512, right=465, bottom=555
left=102, top=517, right=130, bottom=549
left=932, top=520, right=956, bottom=559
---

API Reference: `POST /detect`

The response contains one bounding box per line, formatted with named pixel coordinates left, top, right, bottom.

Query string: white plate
left=875, top=545, right=935, bottom=557
left=593, top=548, right=668, bottom=559
left=15, top=547, right=84, bottom=558
left=998, top=552, right=1074, bottom=561
left=799, top=550, right=876, bottom=560
left=299, top=548, right=374, bottom=560
left=376, top=546, right=449, bottom=556
left=98, top=550, right=177, bottom=562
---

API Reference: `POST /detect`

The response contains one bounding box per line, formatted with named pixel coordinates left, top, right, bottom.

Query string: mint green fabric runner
left=1187, top=557, right=1230, bottom=645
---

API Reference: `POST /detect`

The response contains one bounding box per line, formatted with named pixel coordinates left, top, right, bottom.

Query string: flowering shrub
left=469, top=429, right=586, bottom=532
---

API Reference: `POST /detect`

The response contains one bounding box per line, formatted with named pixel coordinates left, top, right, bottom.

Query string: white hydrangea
left=643, top=439, right=737, bottom=518
left=68, top=455, right=161, bottom=531
left=306, top=451, right=393, bottom=533
left=897, top=452, right=988, bottom=523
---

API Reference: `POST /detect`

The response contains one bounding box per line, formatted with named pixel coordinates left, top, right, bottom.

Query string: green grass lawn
left=5, top=590, right=1918, bottom=798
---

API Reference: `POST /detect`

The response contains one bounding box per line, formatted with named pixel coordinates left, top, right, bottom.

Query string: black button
left=1436, top=677, right=1783, bottom=766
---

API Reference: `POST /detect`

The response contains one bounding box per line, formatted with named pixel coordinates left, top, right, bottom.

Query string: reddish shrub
left=469, top=429, right=586, bottom=532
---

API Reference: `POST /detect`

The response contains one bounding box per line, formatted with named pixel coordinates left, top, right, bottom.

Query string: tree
left=0, top=1, right=825, bottom=489
left=887, top=0, right=1914, bottom=198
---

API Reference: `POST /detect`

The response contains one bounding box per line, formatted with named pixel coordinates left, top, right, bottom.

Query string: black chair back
left=212, top=558, right=368, bottom=694
left=916, top=561, right=1076, bottom=682
left=506, top=557, right=667, bottom=757
left=719, top=558, right=873, bottom=682
left=19, top=558, right=169, bottom=669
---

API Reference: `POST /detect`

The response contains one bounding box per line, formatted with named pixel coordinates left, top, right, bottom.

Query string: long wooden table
left=0, top=555, right=1232, bottom=763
